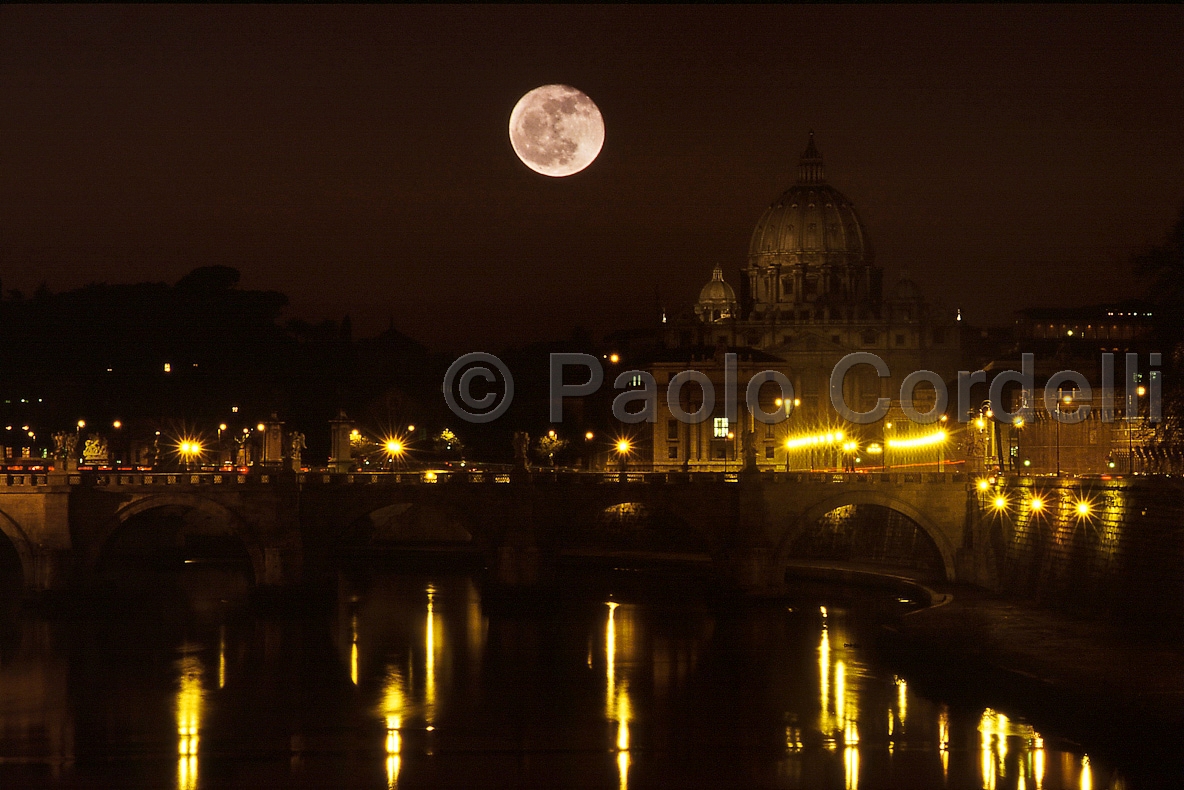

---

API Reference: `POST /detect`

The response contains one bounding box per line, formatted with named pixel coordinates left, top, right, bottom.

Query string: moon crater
left=509, top=85, right=604, bottom=177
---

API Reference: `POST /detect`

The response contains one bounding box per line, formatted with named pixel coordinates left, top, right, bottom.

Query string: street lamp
left=385, top=439, right=405, bottom=471
left=615, top=439, right=631, bottom=477
left=179, top=440, right=202, bottom=471
left=725, top=430, right=735, bottom=474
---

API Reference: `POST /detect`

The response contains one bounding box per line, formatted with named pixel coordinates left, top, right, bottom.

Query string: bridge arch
left=95, top=494, right=265, bottom=583
left=0, top=508, right=35, bottom=588
left=774, top=490, right=957, bottom=581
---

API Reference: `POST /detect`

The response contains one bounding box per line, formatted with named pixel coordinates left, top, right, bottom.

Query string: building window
left=765, top=423, right=775, bottom=439
left=667, top=445, right=679, bottom=460
left=667, top=419, right=679, bottom=441
left=765, top=446, right=775, bottom=459
left=629, top=373, right=643, bottom=387
left=895, top=333, right=905, bottom=346
left=831, top=334, right=841, bottom=344
left=714, top=446, right=727, bottom=460
left=861, top=330, right=877, bottom=345
left=713, top=418, right=729, bottom=438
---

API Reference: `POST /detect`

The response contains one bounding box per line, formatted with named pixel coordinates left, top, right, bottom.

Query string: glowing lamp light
left=1137, top=386, right=1146, bottom=397
left=77, top=420, right=86, bottom=429
left=585, top=431, right=594, bottom=441
left=1075, top=501, right=1091, bottom=517
left=774, top=398, right=783, bottom=408
left=385, top=440, right=404, bottom=456
left=793, top=398, right=801, bottom=407
left=993, top=496, right=1007, bottom=510
left=1030, top=497, right=1044, bottom=512
left=784, top=431, right=847, bottom=450
left=975, top=418, right=986, bottom=430
left=886, top=430, right=947, bottom=450
left=113, top=420, right=122, bottom=429
left=977, top=479, right=990, bottom=492
left=257, top=423, right=266, bottom=432
left=548, top=430, right=556, bottom=439
left=609, top=353, right=620, bottom=364
left=1023, top=459, right=1032, bottom=467
left=865, top=443, right=883, bottom=455
left=1013, top=417, right=1025, bottom=428
left=616, top=440, right=631, bottom=455
left=407, top=424, right=416, bottom=432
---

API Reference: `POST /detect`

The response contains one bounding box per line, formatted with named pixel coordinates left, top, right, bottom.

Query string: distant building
left=652, top=133, right=960, bottom=471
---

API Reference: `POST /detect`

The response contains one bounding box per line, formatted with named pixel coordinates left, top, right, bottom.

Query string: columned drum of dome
left=745, top=132, right=878, bottom=316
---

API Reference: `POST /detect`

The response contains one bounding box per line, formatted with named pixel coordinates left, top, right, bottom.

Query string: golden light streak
left=218, top=626, right=226, bottom=689
left=616, top=690, right=631, bottom=751
left=617, top=751, right=630, bottom=790
left=606, top=602, right=618, bottom=718
left=386, top=755, right=401, bottom=789
left=939, top=706, right=950, bottom=781
left=819, top=623, right=830, bottom=734
left=382, top=664, right=406, bottom=788
left=886, top=429, right=948, bottom=450
left=785, top=430, right=845, bottom=450
left=1034, top=734, right=1045, bottom=790
left=844, top=745, right=860, bottom=790
left=1080, top=755, right=1092, bottom=790
left=426, top=586, right=437, bottom=725
left=351, top=614, right=359, bottom=685
left=176, top=654, right=203, bottom=790
left=895, top=677, right=907, bottom=725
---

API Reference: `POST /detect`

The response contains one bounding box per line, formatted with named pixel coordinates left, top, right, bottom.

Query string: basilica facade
left=651, top=133, right=961, bottom=471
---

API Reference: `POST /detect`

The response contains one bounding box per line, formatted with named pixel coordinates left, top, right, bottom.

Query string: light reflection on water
left=0, top=573, right=1136, bottom=788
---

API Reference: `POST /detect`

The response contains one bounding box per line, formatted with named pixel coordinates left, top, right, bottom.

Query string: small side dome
left=695, top=265, right=738, bottom=323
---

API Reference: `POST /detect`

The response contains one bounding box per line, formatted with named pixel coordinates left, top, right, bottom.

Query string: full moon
left=509, top=84, right=605, bottom=177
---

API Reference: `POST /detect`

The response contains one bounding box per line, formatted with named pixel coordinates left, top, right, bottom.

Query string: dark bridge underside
left=788, top=504, right=946, bottom=579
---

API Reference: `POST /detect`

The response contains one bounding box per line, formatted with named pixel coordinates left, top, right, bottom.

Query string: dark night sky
left=3, top=6, right=1183, bottom=351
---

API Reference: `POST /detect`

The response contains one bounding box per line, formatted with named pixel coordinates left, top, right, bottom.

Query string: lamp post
left=1011, top=415, right=1024, bottom=472
left=615, top=439, right=631, bottom=481
left=1130, top=385, right=1146, bottom=474
left=1055, top=390, right=1073, bottom=477
left=725, top=430, right=734, bottom=474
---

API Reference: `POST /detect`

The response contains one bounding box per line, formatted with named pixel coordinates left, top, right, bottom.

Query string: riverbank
left=882, top=583, right=1184, bottom=786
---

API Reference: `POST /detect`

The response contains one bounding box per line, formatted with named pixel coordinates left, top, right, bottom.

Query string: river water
left=0, top=568, right=1130, bottom=788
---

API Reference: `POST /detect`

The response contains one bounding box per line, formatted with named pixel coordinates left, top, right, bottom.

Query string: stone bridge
left=0, top=467, right=1162, bottom=597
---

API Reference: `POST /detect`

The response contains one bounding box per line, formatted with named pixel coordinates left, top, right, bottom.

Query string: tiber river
left=0, top=565, right=1136, bottom=789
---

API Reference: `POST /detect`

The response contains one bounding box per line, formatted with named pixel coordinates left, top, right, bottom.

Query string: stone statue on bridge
left=513, top=431, right=530, bottom=471
left=289, top=431, right=306, bottom=472
left=52, top=432, right=79, bottom=472
left=741, top=425, right=757, bottom=473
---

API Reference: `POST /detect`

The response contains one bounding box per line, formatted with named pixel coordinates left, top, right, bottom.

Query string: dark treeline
left=0, top=266, right=451, bottom=462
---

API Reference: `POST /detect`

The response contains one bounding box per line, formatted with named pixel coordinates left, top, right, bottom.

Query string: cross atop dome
left=797, top=130, right=826, bottom=184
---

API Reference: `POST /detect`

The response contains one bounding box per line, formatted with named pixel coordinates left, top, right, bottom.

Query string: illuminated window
left=765, top=446, right=775, bottom=459
left=630, top=374, right=643, bottom=387
left=713, top=418, right=729, bottom=439
left=667, top=445, right=679, bottom=460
